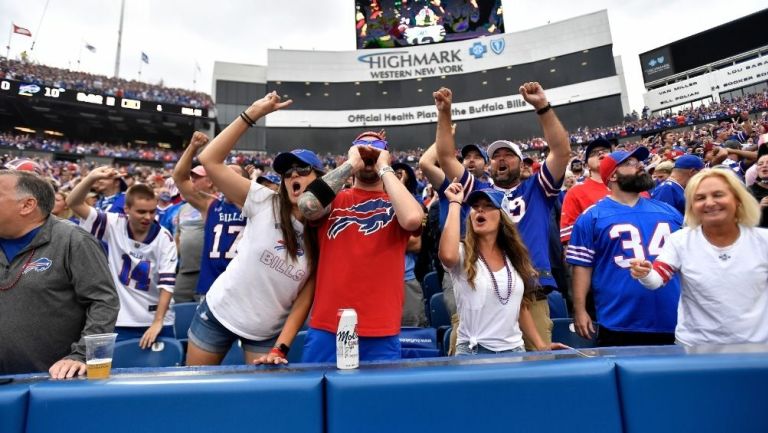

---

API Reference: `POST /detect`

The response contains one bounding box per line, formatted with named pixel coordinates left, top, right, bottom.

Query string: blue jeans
left=455, top=342, right=525, bottom=356
left=187, top=299, right=276, bottom=354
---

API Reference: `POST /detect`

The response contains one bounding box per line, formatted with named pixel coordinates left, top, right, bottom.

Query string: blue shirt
left=464, top=163, right=563, bottom=288
left=0, top=226, right=42, bottom=263
left=651, top=178, right=686, bottom=216
left=156, top=203, right=182, bottom=234
left=95, top=192, right=126, bottom=214
left=566, top=197, right=682, bottom=333
left=195, top=199, right=246, bottom=295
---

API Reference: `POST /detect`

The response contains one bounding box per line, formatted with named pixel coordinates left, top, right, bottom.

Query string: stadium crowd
left=1, top=81, right=767, bottom=378
left=0, top=58, right=213, bottom=109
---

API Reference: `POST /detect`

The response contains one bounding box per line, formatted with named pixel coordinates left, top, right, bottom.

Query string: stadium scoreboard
left=0, top=78, right=208, bottom=118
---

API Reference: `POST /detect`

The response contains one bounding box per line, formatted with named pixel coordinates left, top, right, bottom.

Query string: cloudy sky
left=1, top=0, right=765, bottom=111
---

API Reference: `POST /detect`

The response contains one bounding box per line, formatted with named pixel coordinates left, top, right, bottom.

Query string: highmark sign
left=356, top=49, right=466, bottom=79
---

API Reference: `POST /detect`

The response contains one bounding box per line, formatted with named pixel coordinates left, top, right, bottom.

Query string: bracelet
left=535, top=103, right=552, bottom=115
left=378, top=165, right=395, bottom=178
left=239, top=111, right=255, bottom=127
left=449, top=200, right=462, bottom=206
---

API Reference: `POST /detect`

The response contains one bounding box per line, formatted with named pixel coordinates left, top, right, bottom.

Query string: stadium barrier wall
left=3, top=348, right=767, bottom=433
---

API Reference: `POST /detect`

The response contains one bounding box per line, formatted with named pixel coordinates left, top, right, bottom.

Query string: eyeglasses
left=284, top=165, right=313, bottom=177
left=352, top=139, right=388, bottom=150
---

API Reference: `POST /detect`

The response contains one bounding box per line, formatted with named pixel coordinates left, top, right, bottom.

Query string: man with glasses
left=567, top=148, right=682, bottom=347
left=298, top=131, right=424, bottom=362
left=560, top=138, right=612, bottom=244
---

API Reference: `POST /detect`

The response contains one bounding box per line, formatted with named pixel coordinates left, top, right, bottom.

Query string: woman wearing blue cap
left=186, top=92, right=323, bottom=365
left=439, top=182, right=564, bottom=354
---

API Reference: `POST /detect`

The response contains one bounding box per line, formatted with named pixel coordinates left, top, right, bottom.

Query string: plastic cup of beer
left=84, top=333, right=117, bottom=379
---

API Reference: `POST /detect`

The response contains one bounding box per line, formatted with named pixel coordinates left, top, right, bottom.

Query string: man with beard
left=298, top=131, right=424, bottom=362
left=566, top=148, right=682, bottom=347
left=434, top=83, right=571, bottom=351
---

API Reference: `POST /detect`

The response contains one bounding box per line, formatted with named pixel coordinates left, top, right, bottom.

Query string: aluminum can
left=336, top=308, right=359, bottom=369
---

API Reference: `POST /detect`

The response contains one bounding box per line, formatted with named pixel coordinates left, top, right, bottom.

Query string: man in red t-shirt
left=560, top=138, right=612, bottom=244
left=298, top=131, right=424, bottom=362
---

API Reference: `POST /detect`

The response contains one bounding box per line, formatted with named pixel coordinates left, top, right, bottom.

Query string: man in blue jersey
left=433, top=83, right=571, bottom=350
left=92, top=168, right=127, bottom=214
left=567, top=147, right=682, bottom=346
left=651, top=154, right=704, bottom=215
left=173, top=131, right=247, bottom=299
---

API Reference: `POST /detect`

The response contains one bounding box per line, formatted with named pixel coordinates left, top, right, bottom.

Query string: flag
left=141, top=52, right=149, bottom=64
left=85, top=43, right=96, bottom=53
left=12, top=24, right=32, bottom=37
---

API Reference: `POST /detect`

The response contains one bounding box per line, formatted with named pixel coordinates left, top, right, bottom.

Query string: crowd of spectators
left=0, top=58, right=213, bottom=109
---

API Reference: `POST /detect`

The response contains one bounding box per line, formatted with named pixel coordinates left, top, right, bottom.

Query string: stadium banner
left=0, top=79, right=209, bottom=118
left=267, top=11, right=611, bottom=83
left=265, top=76, right=621, bottom=128
left=643, top=56, right=768, bottom=111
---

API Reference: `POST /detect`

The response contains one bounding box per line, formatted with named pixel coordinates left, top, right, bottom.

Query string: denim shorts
left=188, top=299, right=276, bottom=354
left=455, top=342, right=525, bottom=356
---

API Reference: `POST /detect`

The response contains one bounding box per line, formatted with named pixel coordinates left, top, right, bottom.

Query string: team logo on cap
left=327, top=199, right=395, bottom=239
left=23, top=257, right=52, bottom=274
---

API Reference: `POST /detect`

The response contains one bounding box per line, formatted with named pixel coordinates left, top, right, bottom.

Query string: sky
left=1, top=0, right=765, bottom=112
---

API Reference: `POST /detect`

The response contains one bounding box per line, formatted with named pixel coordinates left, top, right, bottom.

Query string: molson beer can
left=336, top=308, right=359, bottom=369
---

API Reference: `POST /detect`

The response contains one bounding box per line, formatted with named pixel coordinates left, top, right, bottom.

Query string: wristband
left=378, top=165, right=395, bottom=178
left=241, top=110, right=256, bottom=125
left=239, top=112, right=255, bottom=127
left=269, top=347, right=286, bottom=358
left=449, top=200, right=462, bottom=206
left=306, top=178, right=336, bottom=208
left=535, top=103, right=552, bottom=115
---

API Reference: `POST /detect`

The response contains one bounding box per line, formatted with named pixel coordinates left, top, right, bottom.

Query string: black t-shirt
left=749, top=183, right=768, bottom=228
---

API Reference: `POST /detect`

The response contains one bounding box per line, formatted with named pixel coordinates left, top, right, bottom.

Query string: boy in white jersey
left=68, top=167, right=177, bottom=349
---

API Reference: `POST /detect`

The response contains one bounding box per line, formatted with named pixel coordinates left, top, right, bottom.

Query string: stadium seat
left=400, top=327, right=439, bottom=359
left=551, top=318, right=597, bottom=348
left=429, top=293, right=451, bottom=329
left=440, top=326, right=452, bottom=356
left=221, top=341, right=245, bottom=365
left=548, top=291, right=568, bottom=318
left=421, top=271, right=442, bottom=326
left=172, top=302, right=199, bottom=342
left=112, top=337, right=184, bottom=368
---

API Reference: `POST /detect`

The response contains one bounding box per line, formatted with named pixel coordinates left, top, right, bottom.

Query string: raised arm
left=521, top=82, right=570, bottom=183
left=438, top=181, right=464, bottom=269
left=66, top=166, right=118, bottom=219
left=376, top=149, right=424, bottom=231
left=198, top=92, right=292, bottom=207
left=419, top=124, right=456, bottom=189
left=298, top=146, right=364, bottom=221
left=173, top=131, right=213, bottom=213
left=433, top=88, right=466, bottom=181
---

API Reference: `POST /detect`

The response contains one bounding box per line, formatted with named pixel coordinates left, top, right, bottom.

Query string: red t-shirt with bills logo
left=310, top=188, right=412, bottom=337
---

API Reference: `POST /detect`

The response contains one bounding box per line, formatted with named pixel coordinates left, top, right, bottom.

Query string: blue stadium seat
left=429, top=293, right=451, bottom=329
left=440, top=326, right=452, bottom=356
left=172, top=302, right=199, bottom=342
left=551, top=318, right=597, bottom=348
left=421, top=271, right=442, bottom=326
left=400, top=327, right=439, bottom=358
left=548, top=291, right=568, bottom=318
left=221, top=341, right=245, bottom=365
left=112, top=337, right=184, bottom=368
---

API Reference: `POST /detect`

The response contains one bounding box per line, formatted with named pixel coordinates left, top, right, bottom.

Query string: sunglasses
left=352, top=139, right=388, bottom=150
left=284, top=165, right=313, bottom=177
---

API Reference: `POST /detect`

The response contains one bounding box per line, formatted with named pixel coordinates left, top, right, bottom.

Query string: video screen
left=355, top=0, right=505, bottom=49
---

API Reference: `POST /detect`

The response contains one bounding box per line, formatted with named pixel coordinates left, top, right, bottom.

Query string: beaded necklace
left=0, top=249, right=36, bottom=291
left=478, top=252, right=515, bottom=305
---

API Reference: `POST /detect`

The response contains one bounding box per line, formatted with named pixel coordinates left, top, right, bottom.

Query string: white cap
left=487, top=140, right=524, bottom=160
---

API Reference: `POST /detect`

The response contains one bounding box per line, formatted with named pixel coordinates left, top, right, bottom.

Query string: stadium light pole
left=114, top=0, right=126, bottom=78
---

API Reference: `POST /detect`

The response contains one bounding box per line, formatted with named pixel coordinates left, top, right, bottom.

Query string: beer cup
left=84, top=333, right=118, bottom=379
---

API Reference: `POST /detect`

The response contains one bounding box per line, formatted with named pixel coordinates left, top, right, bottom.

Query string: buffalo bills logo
left=327, top=198, right=394, bottom=239
left=23, top=257, right=52, bottom=274
left=275, top=239, right=305, bottom=257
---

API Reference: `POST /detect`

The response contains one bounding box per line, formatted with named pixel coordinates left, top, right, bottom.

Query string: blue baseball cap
left=461, top=144, right=489, bottom=163
left=273, top=149, right=325, bottom=176
left=673, top=155, right=704, bottom=171
left=599, top=147, right=650, bottom=185
left=466, top=188, right=505, bottom=209
left=585, top=137, right=613, bottom=159
left=257, top=172, right=281, bottom=185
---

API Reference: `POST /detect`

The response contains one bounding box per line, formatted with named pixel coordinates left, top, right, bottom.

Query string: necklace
left=478, top=252, right=515, bottom=305
left=0, top=249, right=36, bottom=291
